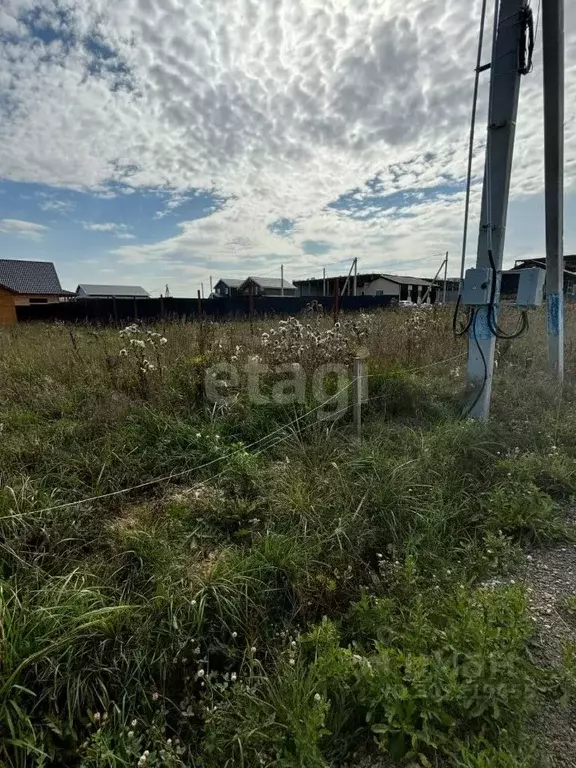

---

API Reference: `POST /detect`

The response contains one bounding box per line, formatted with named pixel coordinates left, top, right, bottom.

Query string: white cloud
left=39, top=199, right=75, bottom=214
left=0, top=0, right=575, bottom=286
left=82, top=221, right=135, bottom=239
left=0, top=218, right=48, bottom=240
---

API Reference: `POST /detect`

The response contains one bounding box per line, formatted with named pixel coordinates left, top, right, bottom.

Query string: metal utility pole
left=281, top=265, right=285, bottom=297
left=353, top=258, right=358, bottom=296
left=466, top=0, right=528, bottom=420
left=340, top=259, right=356, bottom=296
left=201, top=282, right=205, bottom=299
left=422, top=253, right=447, bottom=304
left=443, top=252, right=449, bottom=304
left=209, top=275, right=213, bottom=295
left=323, top=268, right=326, bottom=297
left=542, top=0, right=565, bottom=381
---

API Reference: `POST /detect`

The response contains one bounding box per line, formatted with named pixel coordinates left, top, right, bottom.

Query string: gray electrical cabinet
left=462, top=267, right=493, bottom=305
left=516, top=268, right=545, bottom=307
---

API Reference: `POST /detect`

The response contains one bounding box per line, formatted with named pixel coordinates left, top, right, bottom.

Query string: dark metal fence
left=16, top=294, right=394, bottom=324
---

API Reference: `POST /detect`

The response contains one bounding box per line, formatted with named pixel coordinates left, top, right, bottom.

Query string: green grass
left=1, top=309, right=576, bottom=766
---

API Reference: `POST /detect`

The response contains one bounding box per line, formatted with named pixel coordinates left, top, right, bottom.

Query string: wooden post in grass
left=353, top=356, right=364, bottom=439
left=332, top=279, right=340, bottom=324
left=249, top=282, right=255, bottom=335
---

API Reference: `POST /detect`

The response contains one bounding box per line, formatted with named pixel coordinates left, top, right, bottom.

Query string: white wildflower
left=119, top=348, right=128, bottom=357
left=197, top=668, right=205, bottom=678
left=230, top=672, right=237, bottom=682
left=131, top=719, right=137, bottom=727
left=160, top=337, right=168, bottom=345
left=152, top=692, right=159, bottom=701
left=314, top=693, right=322, bottom=702
left=289, top=658, right=295, bottom=666
left=232, top=631, right=238, bottom=638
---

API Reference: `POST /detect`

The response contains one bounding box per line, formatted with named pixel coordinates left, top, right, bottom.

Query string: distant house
left=502, top=256, right=576, bottom=298
left=213, top=278, right=243, bottom=297
left=0, top=259, right=71, bottom=305
left=238, top=277, right=297, bottom=297
left=294, top=273, right=435, bottom=302
left=76, top=284, right=150, bottom=299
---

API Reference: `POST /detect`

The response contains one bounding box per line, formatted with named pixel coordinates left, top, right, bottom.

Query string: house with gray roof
left=238, top=276, right=297, bottom=297
left=213, top=278, right=243, bottom=297
left=76, top=284, right=150, bottom=299
left=0, top=259, right=71, bottom=305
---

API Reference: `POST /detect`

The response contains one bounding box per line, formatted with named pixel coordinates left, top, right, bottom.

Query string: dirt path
left=521, top=533, right=576, bottom=767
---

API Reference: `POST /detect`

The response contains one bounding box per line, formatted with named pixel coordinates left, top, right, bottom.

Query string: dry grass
left=1, top=306, right=576, bottom=768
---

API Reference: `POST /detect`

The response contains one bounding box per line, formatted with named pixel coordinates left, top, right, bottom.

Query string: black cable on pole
left=518, top=4, right=535, bottom=75
left=485, top=248, right=530, bottom=339
left=461, top=310, right=489, bottom=419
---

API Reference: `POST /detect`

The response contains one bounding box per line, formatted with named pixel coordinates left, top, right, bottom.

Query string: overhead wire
left=453, top=0, right=489, bottom=338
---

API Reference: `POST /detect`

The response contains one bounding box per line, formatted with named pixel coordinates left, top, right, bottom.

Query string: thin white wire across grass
left=0, top=380, right=356, bottom=521
left=0, top=350, right=467, bottom=523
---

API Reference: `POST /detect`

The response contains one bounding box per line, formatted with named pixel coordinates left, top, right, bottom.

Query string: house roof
left=77, top=284, right=150, bottom=298
left=240, top=276, right=296, bottom=290
left=515, top=255, right=576, bottom=263
left=293, top=273, right=433, bottom=287
left=214, top=278, right=243, bottom=288
left=0, top=259, right=67, bottom=295
left=505, top=265, right=576, bottom=279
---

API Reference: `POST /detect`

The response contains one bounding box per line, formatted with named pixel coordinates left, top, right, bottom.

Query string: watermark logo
left=204, top=357, right=367, bottom=420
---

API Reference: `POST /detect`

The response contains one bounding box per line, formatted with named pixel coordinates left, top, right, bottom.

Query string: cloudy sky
left=0, top=0, right=574, bottom=296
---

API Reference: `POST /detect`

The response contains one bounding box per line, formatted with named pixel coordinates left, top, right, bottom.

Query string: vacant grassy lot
left=1, top=307, right=576, bottom=767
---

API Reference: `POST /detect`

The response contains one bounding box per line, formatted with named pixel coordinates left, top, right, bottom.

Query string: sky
left=0, top=0, right=575, bottom=297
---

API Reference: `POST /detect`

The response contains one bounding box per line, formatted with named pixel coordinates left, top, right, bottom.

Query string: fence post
left=249, top=283, right=255, bottom=334
left=352, top=356, right=364, bottom=439
left=333, top=279, right=340, bottom=324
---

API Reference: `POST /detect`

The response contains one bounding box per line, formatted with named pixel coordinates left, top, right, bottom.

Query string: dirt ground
left=521, top=534, right=576, bottom=767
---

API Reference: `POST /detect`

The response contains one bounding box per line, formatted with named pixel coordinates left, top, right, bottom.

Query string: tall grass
left=0, top=307, right=575, bottom=766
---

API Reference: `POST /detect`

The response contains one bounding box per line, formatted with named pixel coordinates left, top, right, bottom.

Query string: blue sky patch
left=0, top=179, right=231, bottom=290
left=302, top=239, right=333, bottom=256
left=268, top=218, right=295, bottom=236
left=329, top=180, right=464, bottom=220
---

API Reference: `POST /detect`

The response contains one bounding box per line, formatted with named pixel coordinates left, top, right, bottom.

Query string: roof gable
left=215, top=278, right=243, bottom=288
left=0, top=259, right=65, bottom=295
left=240, top=276, right=296, bottom=290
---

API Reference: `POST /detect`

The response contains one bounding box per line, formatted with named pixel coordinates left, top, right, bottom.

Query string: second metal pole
left=542, top=0, right=565, bottom=381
